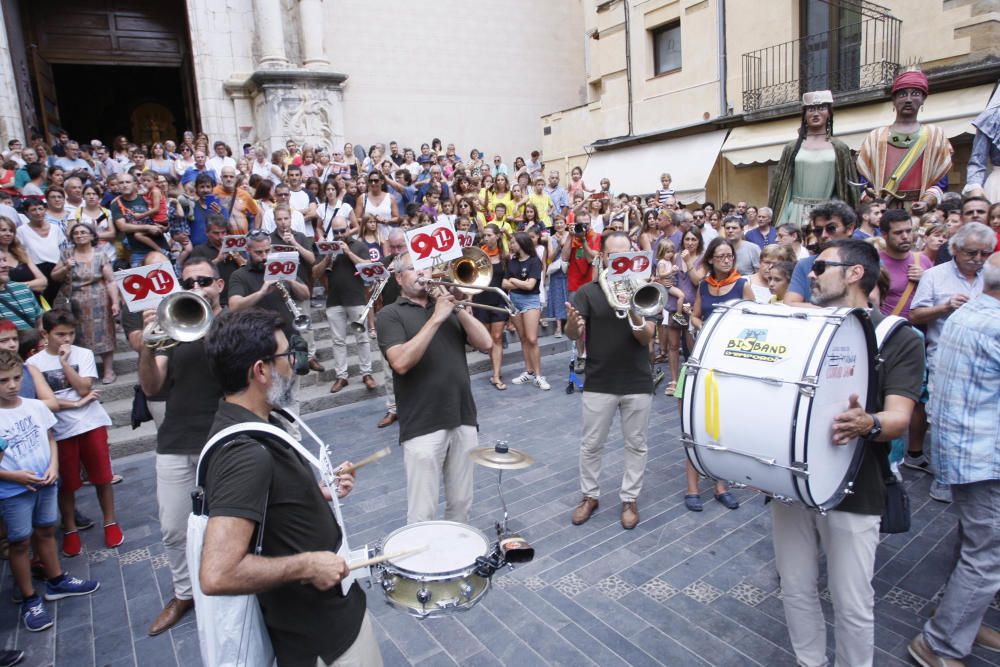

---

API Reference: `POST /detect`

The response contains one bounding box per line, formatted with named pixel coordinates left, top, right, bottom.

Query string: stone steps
left=106, top=326, right=573, bottom=458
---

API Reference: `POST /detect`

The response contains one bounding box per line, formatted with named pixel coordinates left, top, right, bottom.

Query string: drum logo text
left=724, top=328, right=789, bottom=363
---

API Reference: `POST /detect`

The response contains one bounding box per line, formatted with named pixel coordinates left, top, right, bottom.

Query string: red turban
left=891, top=70, right=928, bottom=95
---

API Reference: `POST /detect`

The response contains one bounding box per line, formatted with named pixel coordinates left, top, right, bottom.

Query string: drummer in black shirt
left=771, top=239, right=923, bottom=667
left=199, top=309, right=381, bottom=667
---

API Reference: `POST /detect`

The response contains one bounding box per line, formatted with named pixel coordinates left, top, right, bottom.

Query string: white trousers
left=296, top=296, right=316, bottom=358
left=403, top=426, right=478, bottom=525
left=579, top=392, right=652, bottom=502
left=326, top=305, right=373, bottom=379
left=155, top=453, right=199, bottom=600
left=771, top=502, right=881, bottom=667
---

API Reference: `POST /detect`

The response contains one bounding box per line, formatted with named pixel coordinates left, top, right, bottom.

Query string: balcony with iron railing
left=741, top=0, right=901, bottom=113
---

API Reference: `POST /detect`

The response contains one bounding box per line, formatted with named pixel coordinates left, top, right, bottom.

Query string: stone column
left=298, top=0, right=329, bottom=69
left=253, top=0, right=289, bottom=69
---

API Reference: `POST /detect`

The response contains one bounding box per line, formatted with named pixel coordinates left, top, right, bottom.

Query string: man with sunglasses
left=137, top=257, right=225, bottom=636
left=784, top=201, right=858, bottom=306
left=199, top=309, right=380, bottom=667
left=772, top=239, right=924, bottom=667
left=691, top=208, right=718, bottom=243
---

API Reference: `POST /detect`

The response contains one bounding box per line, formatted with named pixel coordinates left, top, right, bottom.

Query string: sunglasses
left=181, top=276, right=215, bottom=290
left=331, top=228, right=348, bottom=235
left=248, top=229, right=270, bottom=239
left=811, top=260, right=854, bottom=275
left=813, top=222, right=842, bottom=236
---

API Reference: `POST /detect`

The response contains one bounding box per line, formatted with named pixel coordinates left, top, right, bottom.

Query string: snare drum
left=681, top=301, right=875, bottom=511
left=374, top=521, right=492, bottom=618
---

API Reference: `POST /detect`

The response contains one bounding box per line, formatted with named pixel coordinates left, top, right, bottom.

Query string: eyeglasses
left=958, top=249, right=991, bottom=259
left=275, top=192, right=290, bottom=197
left=180, top=276, right=215, bottom=290
left=812, top=222, right=842, bottom=236
left=263, top=349, right=295, bottom=364
left=712, top=253, right=735, bottom=261
left=812, top=260, right=854, bottom=275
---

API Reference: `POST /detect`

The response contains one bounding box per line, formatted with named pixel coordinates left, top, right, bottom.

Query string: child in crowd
left=129, top=171, right=169, bottom=255
left=655, top=240, right=689, bottom=325
left=25, top=311, right=122, bottom=558
left=527, top=177, right=554, bottom=227
left=767, top=260, right=795, bottom=303
left=437, top=198, right=457, bottom=227
left=655, top=173, right=675, bottom=208
left=0, top=349, right=99, bottom=632
left=567, top=165, right=592, bottom=198
left=419, top=186, right=441, bottom=220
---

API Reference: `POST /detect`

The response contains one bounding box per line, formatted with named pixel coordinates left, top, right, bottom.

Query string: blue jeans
left=510, top=292, right=541, bottom=312
left=0, top=484, right=59, bottom=542
left=923, top=480, right=1000, bottom=659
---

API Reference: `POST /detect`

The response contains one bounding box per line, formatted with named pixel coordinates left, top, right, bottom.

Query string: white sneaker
left=534, top=376, right=551, bottom=391
left=511, top=371, right=536, bottom=385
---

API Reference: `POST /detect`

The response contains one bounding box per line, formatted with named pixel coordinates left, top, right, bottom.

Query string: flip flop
left=665, top=381, right=677, bottom=396
left=490, top=377, right=507, bottom=391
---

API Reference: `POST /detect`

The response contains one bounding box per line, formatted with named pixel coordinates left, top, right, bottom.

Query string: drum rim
left=380, top=520, right=490, bottom=580
left=796, top=306, right=877, bottom=510
left=384, top=577, right=492, bottom=618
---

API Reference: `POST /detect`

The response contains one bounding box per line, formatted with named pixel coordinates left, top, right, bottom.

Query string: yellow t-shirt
left=487, top=191, right=515, bottom=219
left=527, top=192, right=553, bottom=226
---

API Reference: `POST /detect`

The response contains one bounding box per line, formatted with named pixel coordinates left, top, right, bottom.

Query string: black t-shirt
left=835, top=311, right=925, bottom=515
left=380, top=254, right=401, bottom=306
left=572, top=282, right=653, bottom=395
left=324, top=238, right=368, bottom=308
left=506, top=255, right=542, bottom=295
left=376, top=298, right=477, bottom=441
left=156, top=339, right=223, bottom=455
left=189, top=243, right=241, bottom=307
left=269, top=231, right=314, bottom=286
left=121, top=308, right=169, bottom=402
left=228, top=264, right=297, bottom=339
left=204, top=402, right=366, bottom=667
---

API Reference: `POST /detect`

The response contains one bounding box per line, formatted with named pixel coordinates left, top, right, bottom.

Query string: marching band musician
left=137, top=257, right=224, bottom=636
left=199, top=309, right=383, bottom=667
left=771, top=239, right=923, bottom=667
left=268, top=204, right=320, bottom=372
left=564, top=231, right=655, bottom=530
left=375, top=252, right=492, bottom=525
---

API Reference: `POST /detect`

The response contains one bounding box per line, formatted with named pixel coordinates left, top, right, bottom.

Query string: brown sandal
left=490, top=377, right=507, bottom=391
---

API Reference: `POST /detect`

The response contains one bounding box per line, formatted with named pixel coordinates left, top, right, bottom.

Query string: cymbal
left=469, top=445, right=534, bottom=470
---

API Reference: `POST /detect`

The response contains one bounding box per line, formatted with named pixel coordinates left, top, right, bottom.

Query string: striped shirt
left=0, top=282, right=41, bottom=329
left=929, top=294, right=1000, bottom=485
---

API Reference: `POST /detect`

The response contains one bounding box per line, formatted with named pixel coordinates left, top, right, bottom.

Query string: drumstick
left=348, top=545, right=427, bottom=571
left=335, top=447, right=391, bottom=476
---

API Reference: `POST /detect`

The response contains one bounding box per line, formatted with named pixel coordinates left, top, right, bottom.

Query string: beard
left=810, top=279, right=848, bottom=307
left=267, top=367, right=295, bottom=408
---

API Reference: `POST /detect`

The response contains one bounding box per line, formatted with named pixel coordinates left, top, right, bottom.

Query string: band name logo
left=723, top=328, right=788, bottom=363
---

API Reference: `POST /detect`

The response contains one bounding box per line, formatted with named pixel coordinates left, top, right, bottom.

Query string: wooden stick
left=336, top=447, right=391, bottom=476
left=348, top=545, right=427, bottom=571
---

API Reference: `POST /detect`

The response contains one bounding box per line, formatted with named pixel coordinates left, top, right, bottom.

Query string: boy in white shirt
left=26, top=310, right=123, bottom=558
left=0, top=349, right=99, bottom=633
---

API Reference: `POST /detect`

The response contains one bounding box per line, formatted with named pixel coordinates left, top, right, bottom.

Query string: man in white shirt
left=260, top=183, right=308, bottom=235
left=206, top=141, right=236, bottom=180
left=286, top=165, right=317, bottom=228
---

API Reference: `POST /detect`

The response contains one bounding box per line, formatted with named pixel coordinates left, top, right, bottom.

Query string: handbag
left=130, top=385, right=153, bottom=429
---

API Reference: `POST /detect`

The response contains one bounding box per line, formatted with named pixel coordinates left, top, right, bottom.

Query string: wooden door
left=29, top=46, right=61, bottom=144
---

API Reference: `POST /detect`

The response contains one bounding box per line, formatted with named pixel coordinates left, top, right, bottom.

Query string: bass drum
left=680, top=301, right=875, bottom=511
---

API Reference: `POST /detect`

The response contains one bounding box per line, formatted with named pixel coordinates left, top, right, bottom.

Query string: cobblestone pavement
left=2, top=351, right=998, bottom=666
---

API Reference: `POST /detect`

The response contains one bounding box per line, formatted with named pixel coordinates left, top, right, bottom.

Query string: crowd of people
left=0, top=67, right=995, bottom=667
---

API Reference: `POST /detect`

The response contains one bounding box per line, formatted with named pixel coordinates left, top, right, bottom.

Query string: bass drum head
left=382, top=521, right=489, bottom=579
left=797, top=308, right=873, bottom=509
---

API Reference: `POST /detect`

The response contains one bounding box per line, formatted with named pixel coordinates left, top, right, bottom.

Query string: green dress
left=776, top=148, right=837, bottom=227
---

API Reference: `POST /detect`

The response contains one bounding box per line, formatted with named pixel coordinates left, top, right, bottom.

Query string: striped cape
left=856, top=124, right=953, bottom=201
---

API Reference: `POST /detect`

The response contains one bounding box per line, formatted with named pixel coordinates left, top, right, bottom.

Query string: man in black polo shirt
left=199, top=309, right=380, bottom=666
left=313, top=220, right=376, bottom=393
left=187, top=215, right=245, bottom=307
left=565, top=231, right=655, bottom=530
left=137, top=257, right=224, bottom=636
left=269, top=204, right=321, bottom=372
left=770, top=239, right=923, bottom=667
left=376, top=252, right=492, bottom=524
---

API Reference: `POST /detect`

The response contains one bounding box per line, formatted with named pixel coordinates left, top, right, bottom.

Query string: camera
left=573, top=222, right=589, bottom=235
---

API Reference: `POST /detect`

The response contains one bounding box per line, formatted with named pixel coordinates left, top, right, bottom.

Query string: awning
left=722, top=84, right=995, bottom=166
left=583, top=130, right=728, bottom=204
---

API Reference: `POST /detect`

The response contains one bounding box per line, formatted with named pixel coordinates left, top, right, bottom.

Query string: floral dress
left=57, top=252, right=115, bottom=355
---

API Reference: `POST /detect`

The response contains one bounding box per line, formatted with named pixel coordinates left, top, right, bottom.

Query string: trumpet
left=274, top=280, right=312, bottom=332
left=142, top=291, right=214, bottom=349
left=349, top=276, right=390, bottom=334
left=597, top=268, right=667, bottom=331
left=419, top=247, right=518, bottom=316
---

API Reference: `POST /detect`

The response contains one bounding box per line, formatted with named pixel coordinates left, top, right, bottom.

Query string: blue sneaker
left=43, top=574, right=99, bottom=601
left=21, top=596, right=52, bottom=632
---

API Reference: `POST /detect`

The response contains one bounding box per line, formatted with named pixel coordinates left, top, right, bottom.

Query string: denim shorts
left=0, top=484, right=59, bottom=542
left=510, top=292, right=541, bottom=313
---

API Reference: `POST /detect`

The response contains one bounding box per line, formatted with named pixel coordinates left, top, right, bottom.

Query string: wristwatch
left=865, top=413, right=882, bottom=440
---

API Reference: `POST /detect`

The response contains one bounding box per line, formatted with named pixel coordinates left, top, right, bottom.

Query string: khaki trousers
left=579, top=391, right=652, bottom=502
left=403, top=426, right=478, bottom=524
left=155, top=453, right=199, bottom=600
left=771, top=502, right=881, bottom=667
left=316, top=612, right=383, bottom=666
left=326, top=305, right=373, bottom=379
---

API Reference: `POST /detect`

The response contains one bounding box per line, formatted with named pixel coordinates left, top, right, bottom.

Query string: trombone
left=420, top=247, right=518, bottom=316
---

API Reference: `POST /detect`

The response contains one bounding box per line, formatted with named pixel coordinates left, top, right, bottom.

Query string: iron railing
left=741, top=0, right=900, bottom=112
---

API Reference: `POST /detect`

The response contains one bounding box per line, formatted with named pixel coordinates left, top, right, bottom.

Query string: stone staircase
left=103, top=303, right=573, bottom=458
